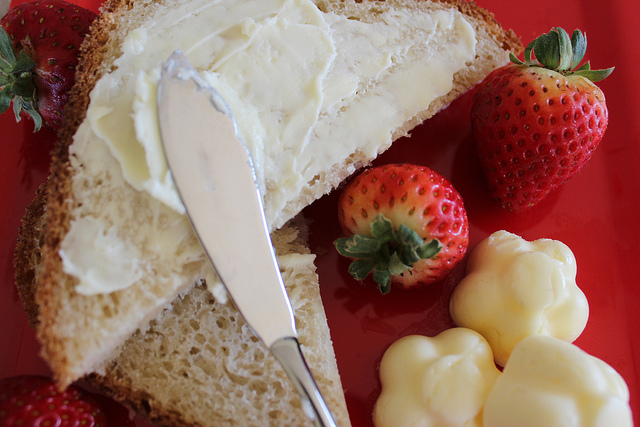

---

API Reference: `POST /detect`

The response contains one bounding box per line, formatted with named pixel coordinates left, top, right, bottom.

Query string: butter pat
left=450, top=230, right=589, bottom=366
left=374, top=328, right=500, bottom=427
left=483, top=335, right=633, bottom=427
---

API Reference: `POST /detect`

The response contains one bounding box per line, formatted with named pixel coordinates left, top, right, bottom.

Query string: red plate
left=1, top=0, right=639, bottom=426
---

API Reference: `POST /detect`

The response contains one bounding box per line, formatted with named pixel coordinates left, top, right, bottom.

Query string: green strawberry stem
left=0, top=26, right=42, bottom=131
left=510, top=27, right=614, bottom=82
left=334, top=214, right=442, bottom=294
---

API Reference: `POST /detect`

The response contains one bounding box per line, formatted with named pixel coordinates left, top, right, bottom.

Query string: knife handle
left=271, top=338, right=338, bottom=427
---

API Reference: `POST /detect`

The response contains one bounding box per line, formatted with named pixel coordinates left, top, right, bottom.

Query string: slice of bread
left=15, top=188, right=351, bottom=426
left=17, top=0, right=521, bottom=417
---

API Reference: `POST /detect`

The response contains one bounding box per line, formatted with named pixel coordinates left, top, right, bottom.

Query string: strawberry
left=471, top=27, right=614, bottom=212
left=0, top=0, right=96, bottom=131
left=335, top=164, right=469, bottom=294
left=0, top=375, right=107, bottom=426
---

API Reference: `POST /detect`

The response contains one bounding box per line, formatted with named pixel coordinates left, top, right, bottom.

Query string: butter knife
left=157, top=51, right=337, bottom=427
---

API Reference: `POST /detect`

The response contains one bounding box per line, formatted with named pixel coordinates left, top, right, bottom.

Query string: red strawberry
left=0, top=0, right=97, bottom=131
left=0, top=375, right=107, bottom=426
left=335, top=164, right=469, bottom=294
left=471, top=27, right=613, bottom=212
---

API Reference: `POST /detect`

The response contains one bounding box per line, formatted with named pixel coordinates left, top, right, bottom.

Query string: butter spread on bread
left=93, top=0, right=476, bottom=222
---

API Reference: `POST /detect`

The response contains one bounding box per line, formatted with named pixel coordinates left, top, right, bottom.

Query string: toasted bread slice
left=15, top=187, right=351, bottom=426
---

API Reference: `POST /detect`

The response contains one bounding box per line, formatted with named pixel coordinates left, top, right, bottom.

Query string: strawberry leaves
left=510, top=27, right=614, bottom=82
left=335, top=214, right=442, bottom=294
left=0, top=26, right=42, bottom=130
left=569, top=29, right=587, bottom=70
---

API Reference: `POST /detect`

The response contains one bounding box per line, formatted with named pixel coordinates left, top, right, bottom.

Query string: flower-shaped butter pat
left=483, top=335, right=633, bottom=427
left=374, top=328, right=500, bottom=427
left=449, top=230, right=588, bottom=367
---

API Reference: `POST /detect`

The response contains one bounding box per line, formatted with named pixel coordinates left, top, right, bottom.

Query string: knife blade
left=157, top=50, right=337, bottom=427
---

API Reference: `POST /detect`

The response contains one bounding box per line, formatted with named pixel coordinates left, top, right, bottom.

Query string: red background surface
left=1, top=0, right=639, bottom=426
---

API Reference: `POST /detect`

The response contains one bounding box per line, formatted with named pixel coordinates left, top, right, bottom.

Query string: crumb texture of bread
left=27, top=0, right=521, bottom=406
left=89, top=222, right=352, bottom=427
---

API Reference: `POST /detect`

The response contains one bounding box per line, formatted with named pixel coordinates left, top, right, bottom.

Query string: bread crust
left=14, top=184, right=48, bottom=329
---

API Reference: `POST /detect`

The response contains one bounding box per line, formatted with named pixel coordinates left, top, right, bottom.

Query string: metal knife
left=157, top=51, right=337, bottom=427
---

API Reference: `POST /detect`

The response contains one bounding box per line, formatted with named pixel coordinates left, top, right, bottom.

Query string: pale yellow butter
left=449, top=230, right=589, bottom=367
left=374, top=328, right=500, bottom=427
left=484, top=335, right=633, bottom=427
left=60, top=216, right=144, bottom=295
